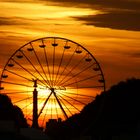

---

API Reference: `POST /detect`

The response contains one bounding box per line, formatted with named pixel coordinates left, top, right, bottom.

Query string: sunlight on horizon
left=0, top=83, right=101, bottom=127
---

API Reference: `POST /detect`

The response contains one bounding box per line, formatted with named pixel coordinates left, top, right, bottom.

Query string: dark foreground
left=0, top=78, right=140, bottom=140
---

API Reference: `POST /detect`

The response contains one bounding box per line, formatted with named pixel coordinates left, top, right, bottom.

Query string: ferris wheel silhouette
left=0, top=37, right=105, bottom=128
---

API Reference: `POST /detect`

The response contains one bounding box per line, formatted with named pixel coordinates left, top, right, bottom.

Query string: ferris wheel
left=0, top=37, right=105, bottom=128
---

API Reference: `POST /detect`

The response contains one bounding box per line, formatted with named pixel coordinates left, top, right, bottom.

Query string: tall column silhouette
left=32, top=79, right=39, bottom=128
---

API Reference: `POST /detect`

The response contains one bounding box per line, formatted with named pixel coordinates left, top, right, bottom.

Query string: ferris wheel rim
left=0, top=36, right=106, bottom=127
left=0, top=36, right=106, bottom=91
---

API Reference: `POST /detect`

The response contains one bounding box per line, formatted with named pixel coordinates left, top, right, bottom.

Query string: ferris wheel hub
left=50, top=87, right=55, bottom=92
left=49, top=86, right=66, bottom=92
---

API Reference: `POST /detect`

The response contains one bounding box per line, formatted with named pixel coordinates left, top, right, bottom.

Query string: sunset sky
left=0, top=0, right=140, bottom=127
left=0, top=0, right=140, bottom=89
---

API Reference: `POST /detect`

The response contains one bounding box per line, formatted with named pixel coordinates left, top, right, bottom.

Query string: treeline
left=0, top=78, right=140, bottom=140
left=0, top=94, right=28, bottom=129
left=45, top=78, right=140, bottom=140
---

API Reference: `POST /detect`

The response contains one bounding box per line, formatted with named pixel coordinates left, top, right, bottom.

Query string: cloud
left=43, top=0, right=140, bottom=31
left=1, top=0, right=140, bottom=31
left=45, top=0, right=140, bottom=11
left=0, top=17, right=17, bottom=26
left=0, top=17, right=29, bottom=26
left=0, top=0, right=35, bottom=2
left=113, top=50, right=140, bottom=58
left=129, top=52, right=140, bottom=58
left=73, top=11, right=140, bottom=31
left=0, top=17, right=50, bottom=26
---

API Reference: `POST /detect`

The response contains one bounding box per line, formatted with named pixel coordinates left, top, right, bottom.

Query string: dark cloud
left=44, top=0, right=140, bottom=31
left=130, top=52, right=140, bottom=58
left=116, top=51, right=140, bottom=58
left=73, top=11, right=140, bottom=31
left=0, top=17, right=28, bottom=26
left=0, top=16, right=65, bottom=26
left=0, top=17, right=17, bottom=26
left=45, top=0, right=140, bottom=11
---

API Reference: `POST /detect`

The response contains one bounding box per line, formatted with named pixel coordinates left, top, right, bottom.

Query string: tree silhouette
left=13, top=105, right=28, bottom=128
left=0, top=94, right=14, bottom=120
left=45, top=78, right=140, bottom=140
left=0, top=94, right=28, bottom=128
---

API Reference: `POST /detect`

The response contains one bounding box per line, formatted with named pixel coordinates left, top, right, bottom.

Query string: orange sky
left=0, top=0, right=140, bottom=127
left=0, top=0, right=139, bottom=89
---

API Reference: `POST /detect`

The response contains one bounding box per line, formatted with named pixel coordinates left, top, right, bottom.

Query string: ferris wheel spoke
left=11, top=58, right=47, bottom=87
left=44, top=47, right=52, bottom=87
left=59, top=64, right=92, bottom=86
left=57, top=95, right=73, bottom=116
left=53, top=41, right=67, bottom=86
left=13, top=96, right=32, bottom=104
left=52, top=98, right=55, bottom=119
left=41, top=99, right=50, bottom=127
left=26, top=111, right=34, bottom=121
left=61, top=64, right=94, bottom=86
left=62, top=74, right=101, bottom=87
left=57, top=93, right=81, bottom=112
left=67, top=85, right=104, bottom=89
left=5, top=69, right=32, bottom=82
left=53, top=49, right=65, bottom=86
left=61, top=91, right=95, bottom=98
left=38, top=96, right=50, bottom=106
left=57, top=54, right=87, bottom=86
left=20, top=50, right=49, bottom=88
left=53, top=91, right=68, bottom=119
left=24, top=94, right=46, bottom=120
left=50, top=98, right=53, bottom=119
left=23, top=95, right=46, bottom=120
left=52, top=43, right=56, bottom=87
left=50, top=98, right=52, bottom=119
left=1, top=91, right=33, bottom=94
left=54, top=98, right=59, bottom=119
left=38, top=92, right=53, bottom=118
left=57, top=91, right=86, bottom=105
left=30, top=43, right=51, bottom=86
left=1, top=81, right=34, bottom=88
left=60, top=64, right=96, bottom=86
left=5, top=69, right=45, bottom=88
left=22, top=103, right=33, bottom=119
left=55, top=46, right=78, bottom=85
left=21, top=101, right=33, bottom=110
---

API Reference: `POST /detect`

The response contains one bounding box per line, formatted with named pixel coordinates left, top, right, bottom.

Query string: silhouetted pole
left=32, top=79, right=39, bottom=128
